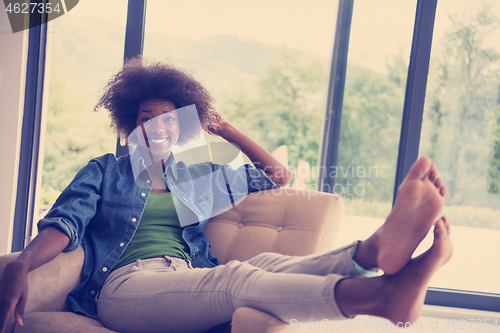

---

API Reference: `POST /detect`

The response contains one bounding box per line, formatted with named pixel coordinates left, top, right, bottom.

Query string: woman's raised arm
left=206, top=113, right=292, bottom=187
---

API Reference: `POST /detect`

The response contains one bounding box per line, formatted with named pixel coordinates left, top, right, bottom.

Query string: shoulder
left=89, top=153, right=117, bottom=168
left=76, top=154, right=134, bottom=183
left=89, top=153, right=131, bottom=170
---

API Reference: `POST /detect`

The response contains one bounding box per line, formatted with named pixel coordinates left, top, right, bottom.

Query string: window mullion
left=318, top=0, right=354, bottom=193
left=116, top=0, right=148, bottom=158
left=12, top=8, right=48, bottom=252
left=393, top=0, right=437, bottom=202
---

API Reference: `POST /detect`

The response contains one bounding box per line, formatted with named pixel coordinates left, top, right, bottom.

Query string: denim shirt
left=37, top=150, right=277, bottom=319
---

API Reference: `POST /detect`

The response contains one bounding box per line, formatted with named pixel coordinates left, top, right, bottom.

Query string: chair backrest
left=203, top=188, right=344, bottom=264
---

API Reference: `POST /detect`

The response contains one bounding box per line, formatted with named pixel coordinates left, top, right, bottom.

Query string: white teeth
left=150, top=138, right=168, bottom=144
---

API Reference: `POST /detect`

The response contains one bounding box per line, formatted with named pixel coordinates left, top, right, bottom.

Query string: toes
left=428, top=162, right=439, bottom=181
left=432, top=219, right=447, bottom=248
left=441, top=216, right=450, bottom=235
left=427, top=161, right=444, bottom=189
left=407, top=156, right=432, bottom=180
left=439, top=185, right=447, bottom=197
left=433, top=176, right=442, bottom=188
left=434, top=216, right=450, bottom=237
left=434, top=218, right=445, bottom=235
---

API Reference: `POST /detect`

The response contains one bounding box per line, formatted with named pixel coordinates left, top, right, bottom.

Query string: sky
left=62, top=0, right=500, bottom=75
left=65, top=0, right=337, bottom=57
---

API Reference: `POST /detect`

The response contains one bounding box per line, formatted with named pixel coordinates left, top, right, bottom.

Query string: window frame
left=115, top=0, right=147, bottom=158
left=12, top=6, right=48, bottom=252
left=12, top=0, right=147, bottom=249
left=318, top=0, right=354, bottom=192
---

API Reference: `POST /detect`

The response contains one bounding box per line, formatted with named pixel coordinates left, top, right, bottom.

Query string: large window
left=38, top=1, right=126, bottom=219
left=336, top=0, right=416, bottom=218
left=418, top=0, right=500, bottom=294
left=334, top=0, right=500, bottom=307
left=332, top=0, right=417, bottom=256
left=143, top=0, right=338, bottom=187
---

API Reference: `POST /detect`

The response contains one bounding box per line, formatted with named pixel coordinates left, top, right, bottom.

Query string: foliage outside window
left=420, top=2, right=500, bottom=230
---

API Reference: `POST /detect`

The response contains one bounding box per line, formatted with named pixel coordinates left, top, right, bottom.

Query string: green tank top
left=113, top=192, right=191, bottom=270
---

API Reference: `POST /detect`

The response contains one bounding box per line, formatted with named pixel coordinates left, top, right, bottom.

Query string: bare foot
left=428, top=160, right=447, bottom=197
left=377, top=156, right=446, bottom=274
left=336, top=217, right=452, bottom=324
left=378, top=217, right=453, bottom=325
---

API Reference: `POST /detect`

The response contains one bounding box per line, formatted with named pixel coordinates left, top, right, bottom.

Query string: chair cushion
left=13, top=312, right=114, bottom=333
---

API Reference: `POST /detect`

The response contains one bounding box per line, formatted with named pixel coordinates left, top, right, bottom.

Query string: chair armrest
left=0, top=245, right=84, bottom=333
left=0, top=252, right=23, bottom=333
left=0, top=252, right=22, bottom=274
left=0, top=245, right=84, bottom=315
left=23, top=245, right=84, bottom=314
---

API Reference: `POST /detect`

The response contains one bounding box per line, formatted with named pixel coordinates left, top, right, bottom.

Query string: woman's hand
left=0, top=262, right=29, bottom=332
left=0, top=226, right=70, bottom=333
left=205, top=112, right=230, bottom=137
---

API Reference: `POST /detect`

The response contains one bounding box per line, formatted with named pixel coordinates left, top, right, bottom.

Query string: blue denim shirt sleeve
left=211, top=163, right=277, bottom=208
left=37, top=160, right=103, bottom=252
left=245, top=165, right=278, bottom=192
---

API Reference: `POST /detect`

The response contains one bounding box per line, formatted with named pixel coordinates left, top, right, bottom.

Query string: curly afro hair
left=95, top=57, right=216, bottom=146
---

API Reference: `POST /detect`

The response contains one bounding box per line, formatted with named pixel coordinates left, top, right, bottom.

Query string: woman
left=0, top=59, right=452, bottom=333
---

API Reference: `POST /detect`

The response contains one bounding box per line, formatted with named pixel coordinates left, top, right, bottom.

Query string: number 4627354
left=5, top=2, right=62, bottom=14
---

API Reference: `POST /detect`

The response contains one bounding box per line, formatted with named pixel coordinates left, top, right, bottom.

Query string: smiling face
left=134, top=99, right=180, bottom=161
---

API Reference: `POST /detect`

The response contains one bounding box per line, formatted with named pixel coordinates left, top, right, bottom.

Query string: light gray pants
left=97, top=242, right=362, bottom=333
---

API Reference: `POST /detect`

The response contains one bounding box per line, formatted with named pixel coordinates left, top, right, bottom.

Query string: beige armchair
left=0, top=188, right=344, bottom=333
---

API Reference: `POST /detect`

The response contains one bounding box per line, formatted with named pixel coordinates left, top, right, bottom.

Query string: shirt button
left=141, top=193, right=146, bottom=197
left=146, top=180, right=151, bottom=183
left=120, top=242, right=125, bottom=247
left=132, top=218, right=137, bottom=222
left=91, top=290, right=96, bottom=296
left=102, top=267, right=108, bottom=272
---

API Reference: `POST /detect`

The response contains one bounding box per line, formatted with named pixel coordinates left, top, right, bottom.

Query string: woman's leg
left=97, top=256, right=347, bottom=333
left=96, top=218, right=452, bottom=333
left=97, top=217, right=452, bottom=333
left=245, top=156, right=446, bottom=277
left=243, top=241, right=363, bottom=277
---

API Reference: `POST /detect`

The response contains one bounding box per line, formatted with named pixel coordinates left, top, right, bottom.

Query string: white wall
left=0, top=11, right=27, bottom=255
